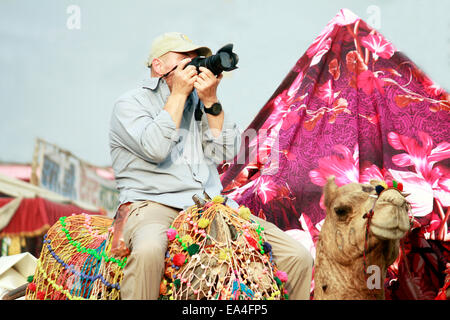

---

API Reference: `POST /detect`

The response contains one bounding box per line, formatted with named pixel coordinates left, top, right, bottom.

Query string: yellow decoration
left=380, top=181, right=388, bottom=189
left=212, top=195, right=225, bottom=204
left=181, top=234, right=193, bottom=246
left=238, top=206, right=251, bottom=220
left=198, top=218, right=210, bottom=229
left=219, top=248, right=232, bottom=261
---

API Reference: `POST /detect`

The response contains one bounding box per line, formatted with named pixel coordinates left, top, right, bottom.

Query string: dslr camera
left=187, top=43, right=239, bottom=76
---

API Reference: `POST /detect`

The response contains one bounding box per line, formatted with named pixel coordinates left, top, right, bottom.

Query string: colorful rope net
left=159, top=195, right=288, bottom=300
left=25, top=213, right=125, bottom=300
left=25, top=196, right=288, bottom=300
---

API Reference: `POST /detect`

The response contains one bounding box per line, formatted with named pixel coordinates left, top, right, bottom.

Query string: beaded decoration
left=25, top=213, right=124, bottom=300
left=159, top=196, right=288, bottom=300
left=26, top=197, right=288, bottom=300
left=374, top=179, right=404, bottom=196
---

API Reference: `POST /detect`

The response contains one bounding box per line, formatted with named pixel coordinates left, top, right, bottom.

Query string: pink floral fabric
left=219, top=9, right=450, bottom=299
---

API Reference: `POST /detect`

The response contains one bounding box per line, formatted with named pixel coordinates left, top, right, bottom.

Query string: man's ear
left=323, top=176, right=338, bottom=209
left=151, top=58, right=164, bottom=76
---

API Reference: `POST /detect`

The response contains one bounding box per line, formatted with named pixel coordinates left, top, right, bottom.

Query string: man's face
left=160, top=51, right=198, bottom=74
left=158, top=51, right=198, bottom=88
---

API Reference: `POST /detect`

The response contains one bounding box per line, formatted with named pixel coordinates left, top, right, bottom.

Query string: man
left=109, top=32, right=313, bottom=300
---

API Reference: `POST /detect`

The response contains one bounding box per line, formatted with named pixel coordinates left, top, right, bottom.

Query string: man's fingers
left=194, top=77, right=206, bottom=87
left=198, top=72, right=209, bottom=81
left=198, top=67, right=215, bottom=79
left=176, top=58, right=193, bottom=70
left=193, top=82, right=205, bottom=91
left=195, top=74, right=205, bottom=82
left=188, top=75, right=198, bottom=83
left=187, top=68, right=197, bottom=77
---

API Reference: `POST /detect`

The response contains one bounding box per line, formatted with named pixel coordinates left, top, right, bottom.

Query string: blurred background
left=1, top=0, right=449, bottom=167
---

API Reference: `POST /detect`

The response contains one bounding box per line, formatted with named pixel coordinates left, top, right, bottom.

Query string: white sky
left=1, top=0, right=449, bottom=166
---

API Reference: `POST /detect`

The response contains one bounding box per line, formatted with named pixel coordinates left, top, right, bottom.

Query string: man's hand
left=195, top=67, right=224, bottom=138
left=194, top=67, right=223, bottom=107
left=163, top=58, right=198, bottom=129
left=170, top=58, right=198, bottom=97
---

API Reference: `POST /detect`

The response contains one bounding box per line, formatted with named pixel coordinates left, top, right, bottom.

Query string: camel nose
left=391, top=196, right=406, bottom=207
left=380, top=190, right=406, bottom=207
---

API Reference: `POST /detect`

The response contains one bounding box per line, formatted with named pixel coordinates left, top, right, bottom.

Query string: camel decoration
left=314, top=177, right=411, bottom=299
left=11, top=180, right=412, bottom=300
left=23, top=195, right=287, bottom=300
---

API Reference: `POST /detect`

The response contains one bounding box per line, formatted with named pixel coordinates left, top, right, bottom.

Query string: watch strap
left=204, top=102, right=222, bottom=116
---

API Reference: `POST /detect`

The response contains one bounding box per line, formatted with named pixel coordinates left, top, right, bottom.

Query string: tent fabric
left=0, top=197, right=103, bottom=237
left=219, top=8, right=449, bottom=299
left=0, top=197, right=22, bottom=231
left=0, top=252, right=37, bottom=291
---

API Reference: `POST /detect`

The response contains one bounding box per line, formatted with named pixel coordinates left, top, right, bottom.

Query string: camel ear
left=324, top=176, right=338, bottom=209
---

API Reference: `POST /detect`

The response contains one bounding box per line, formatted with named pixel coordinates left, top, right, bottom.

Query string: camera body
left=187, top=43, right=239, bottom=76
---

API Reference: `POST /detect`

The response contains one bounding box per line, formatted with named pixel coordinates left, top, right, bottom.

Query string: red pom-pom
left=36, top=290, right=46, bottom=300
left=173, top=253, right=186, bottom=267
left=27, top=282, right=36, bottom=292
left=397, top=182, right=403, bottom=191
left=244, top=233, right=259, bottom=251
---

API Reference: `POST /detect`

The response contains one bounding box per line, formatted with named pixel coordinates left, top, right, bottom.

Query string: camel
left=314, top=177, right=411, bottom=300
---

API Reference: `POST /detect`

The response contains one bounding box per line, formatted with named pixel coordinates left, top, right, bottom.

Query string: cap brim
left=147, top=41, right=212, bottom=68
left=173, top=44, right=212, bottom=57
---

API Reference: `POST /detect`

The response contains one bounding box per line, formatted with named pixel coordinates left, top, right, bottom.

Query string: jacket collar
left=142, top=77, right=162, bottom=90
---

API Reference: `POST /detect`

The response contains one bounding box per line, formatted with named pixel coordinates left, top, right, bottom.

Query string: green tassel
left=274, top=276, right=282, bottom=286
left=187, top=243, right=200, bottom=256
left=173, top=278, right=181, bottom=289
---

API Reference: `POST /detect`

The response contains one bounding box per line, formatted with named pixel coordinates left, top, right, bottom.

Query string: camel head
left=314, top=176, right=411, bottom=299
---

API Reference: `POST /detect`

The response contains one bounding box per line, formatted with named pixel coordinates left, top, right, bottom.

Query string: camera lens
left=219, top=52, right=232, bottom=69
left=186, top=43, right=238, bottom=76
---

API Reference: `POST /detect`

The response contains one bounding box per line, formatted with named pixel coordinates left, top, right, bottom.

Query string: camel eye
left=334, top=205, right=351, bottom=216
left=362, top=185, right=375, bottom=193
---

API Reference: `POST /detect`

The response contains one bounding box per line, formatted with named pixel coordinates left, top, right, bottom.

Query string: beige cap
left=147, top=32, right=212, bottom=67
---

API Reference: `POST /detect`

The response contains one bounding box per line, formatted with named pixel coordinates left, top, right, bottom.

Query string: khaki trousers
left=120, top=200, right=313, bottom=300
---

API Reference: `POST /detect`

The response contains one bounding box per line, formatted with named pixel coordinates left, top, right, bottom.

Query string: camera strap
left=194, top=99, right=203, bottom=122
left=162, top=65, right=178, bottom=78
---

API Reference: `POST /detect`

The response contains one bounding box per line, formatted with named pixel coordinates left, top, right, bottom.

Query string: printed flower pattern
left=306, top=8, right=360, bottom=66
left=357, top=70, right=385, bottom=95
left=388, top=131, right=450, bottom=226
left=360, top=33, right=396, bottom=60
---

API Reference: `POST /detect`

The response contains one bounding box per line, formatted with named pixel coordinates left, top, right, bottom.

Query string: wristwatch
left=204, top=102, right=222, bottom=116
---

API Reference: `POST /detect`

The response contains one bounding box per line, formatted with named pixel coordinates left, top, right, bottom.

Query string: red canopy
left=0, top=197, right=103, bottom=237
